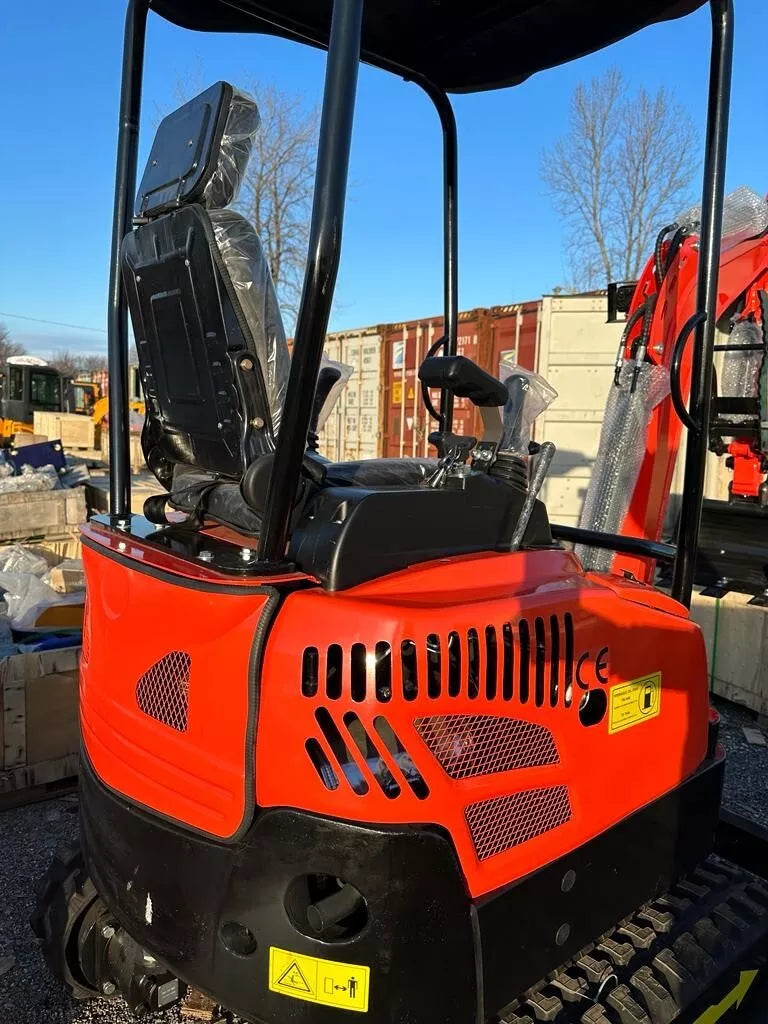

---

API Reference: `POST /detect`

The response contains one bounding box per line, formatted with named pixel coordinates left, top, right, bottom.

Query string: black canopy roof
left=149, top=0, right=705, bottom=93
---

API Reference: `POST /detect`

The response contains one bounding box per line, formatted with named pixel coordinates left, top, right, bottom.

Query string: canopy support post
left=258, top=0, right=365, bottom=564
left=671, top=0, right=733, bottom=607
left=107, top=0, right=148, bottom=522
left=415, top=79, right=459, bottom=433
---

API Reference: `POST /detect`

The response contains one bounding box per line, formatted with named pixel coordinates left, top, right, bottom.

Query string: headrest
left=134, top=82, right=260, bottom=219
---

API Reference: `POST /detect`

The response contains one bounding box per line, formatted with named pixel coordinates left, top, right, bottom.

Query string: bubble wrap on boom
left=721, top=320, right=763, bottom=422
left=677, top=186, right=768, bottom=250
left=576, top=362, right=670, bottom=572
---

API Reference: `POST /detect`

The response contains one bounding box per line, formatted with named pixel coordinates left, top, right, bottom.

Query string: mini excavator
left=33, top=2, right=768, bottom=1023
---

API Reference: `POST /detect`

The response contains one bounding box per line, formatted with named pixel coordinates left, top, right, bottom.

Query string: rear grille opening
left=465, top=785, right=572, bottom=860
left=350, top=643, right=367, bottom=703
left=485, top=626, right=498, bottom=700
left=502, top=623, right=513, bottom=700
left=415, top=715, right=558, bottom=779
left=374, top=716, right=429, bottom=799
left=549, top=615, right=560, bottom=708
left=326, top=645, right=343, bottom=700
left=467, top=628, right=480, bottom=699
left=136, top=651, right=191, bottom=732
left=447, top=631, right=462, bottom=697
left=300, top=614, right=576, bottom=708
left=426, top=634, right=441, bottom=698
left=534, top=617, right=546, bottom=708
left=315, top=707, right=368, bottom=795
left=564, top=612, right=574, bottom=707
left=518, top=620, right=531, bottom=704
left=305, top=738, right=339, bottom=790
left=375, top=641, right=392, bottom=702
left=401, top=640, right=418, bottom=701
left=343, top=712, right=400, bottom=799
left=301, top=647, right=319, bottom=698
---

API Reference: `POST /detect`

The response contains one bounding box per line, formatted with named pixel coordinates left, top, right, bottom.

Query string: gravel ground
left=0, top=699, right=766, bottom=1023
left=714, top=694, right=768, bottom=827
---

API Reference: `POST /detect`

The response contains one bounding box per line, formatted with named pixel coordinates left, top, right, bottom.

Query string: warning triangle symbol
left=277, top=961, right=312, bottom=994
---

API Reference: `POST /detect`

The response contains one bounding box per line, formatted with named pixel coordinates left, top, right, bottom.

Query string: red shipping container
left=381, top=309, right=493, bottom=459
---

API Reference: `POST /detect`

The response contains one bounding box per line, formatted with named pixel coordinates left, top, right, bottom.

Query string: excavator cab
left=0, top=358, right=65, bottom=439
left=33, top=2, right=768, bottom=1023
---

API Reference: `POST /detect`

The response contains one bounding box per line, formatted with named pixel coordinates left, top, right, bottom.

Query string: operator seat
left=121, top=82, right=290, bottom=529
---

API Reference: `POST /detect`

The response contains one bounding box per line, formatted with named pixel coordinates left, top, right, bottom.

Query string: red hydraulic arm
left=610, top=230, right=768, bottom=583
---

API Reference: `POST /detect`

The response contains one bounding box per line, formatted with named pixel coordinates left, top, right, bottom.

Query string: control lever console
left=420, top=356, right=505, bottom=473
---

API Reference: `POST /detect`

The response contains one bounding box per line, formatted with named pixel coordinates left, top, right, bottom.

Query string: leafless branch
left=542, top=69, right=699, bottom=291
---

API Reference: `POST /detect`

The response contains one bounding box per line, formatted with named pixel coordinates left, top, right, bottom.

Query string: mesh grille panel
left=466, top=786, right=571, bottom=860
left=414, top=714, right=558, bottom=779
left=136, top=651, right=191, bottom=732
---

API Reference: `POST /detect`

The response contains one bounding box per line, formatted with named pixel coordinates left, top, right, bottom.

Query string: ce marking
left=575, top=646, right=610, bottom=690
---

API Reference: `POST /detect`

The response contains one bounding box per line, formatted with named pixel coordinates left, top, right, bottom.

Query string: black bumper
left=80, top=751, right=725, bottom=1024
left=79, top=756, right=479, bottom=1024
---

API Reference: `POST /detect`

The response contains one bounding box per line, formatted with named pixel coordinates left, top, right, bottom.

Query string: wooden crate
left=101, top=428, right=146, bottom=471
left=0, top=488, right=86, bottom=543
left=34, top=411, right=98, bottom=451
left=690, top=589, right=768, bottom=716
left=1, top=646, right=80, bottom=801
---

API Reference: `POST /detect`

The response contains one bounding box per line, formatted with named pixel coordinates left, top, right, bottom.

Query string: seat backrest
left=121, top=82, right=290, bottom=489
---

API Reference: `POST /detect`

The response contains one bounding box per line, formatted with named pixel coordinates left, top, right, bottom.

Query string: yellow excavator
left=1, top=359, right=144, bottom=442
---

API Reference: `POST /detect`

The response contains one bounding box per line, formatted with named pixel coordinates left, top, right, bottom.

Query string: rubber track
left=496, top=855, right=768, bottom=1024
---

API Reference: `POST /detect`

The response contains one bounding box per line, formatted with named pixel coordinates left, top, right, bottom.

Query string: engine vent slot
left=302, top=647, right=319, bottom=698
left=374, top=716, right=429, bottom=799
left=343, top=711, right=400, bottom=799
left=315, top=708, right=368, bottom=795
left=414, top=715, right=558, bottom=779
left=305, top=738, right=339, bottom=791
left=465, top=785, right=572, bottom=860
left=136, top=651, right=191, bottom=732
left=375, top=641, right=392, bottom=702
left=401, top=640, right=418, bottom=701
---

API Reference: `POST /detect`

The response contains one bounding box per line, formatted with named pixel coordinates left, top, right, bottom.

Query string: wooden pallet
left=1, top=647, right=81, bottom=808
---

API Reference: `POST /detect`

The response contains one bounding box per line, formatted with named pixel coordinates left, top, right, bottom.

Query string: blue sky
left=0, top=1, right=764, bottom=358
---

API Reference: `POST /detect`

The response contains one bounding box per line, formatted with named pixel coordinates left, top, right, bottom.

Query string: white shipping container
left=318, top=327, right=383, bottom=462
left=534, top=295, right=625, bottom=527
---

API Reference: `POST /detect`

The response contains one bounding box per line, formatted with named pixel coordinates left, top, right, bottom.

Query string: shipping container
left=319, top=327, right=383, bottom=462
left=532, top=293, right=624, bottom=527
left=316, top=294, right=620, bottom=498
left=486, top=301, right=540, bottom=377
left=380, top=309, right=496, bottom=458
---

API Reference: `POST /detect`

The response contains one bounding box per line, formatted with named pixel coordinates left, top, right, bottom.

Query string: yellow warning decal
left=269, top=947, right=370, bottom=1013
left=693, top=969, right=758, bottom=1023
left=609, top=671, right=661, bottom=734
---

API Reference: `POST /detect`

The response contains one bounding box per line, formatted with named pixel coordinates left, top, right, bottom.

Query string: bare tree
left=50, top=350, right=81, bottom=378
left=542, top=69, right=698, bottom=291
left=176, top=79, right=318, bottom=326
left=236, top=83, right=317, bottom=325
left=0, top=324, right=26, bottom=365
left=79, top=353, right=109, bottom=376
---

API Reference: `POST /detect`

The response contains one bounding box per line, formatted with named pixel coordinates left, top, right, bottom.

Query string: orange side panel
left=80, top=543, right=273, bottom=839
left=256, top=550, right=709, bottom=898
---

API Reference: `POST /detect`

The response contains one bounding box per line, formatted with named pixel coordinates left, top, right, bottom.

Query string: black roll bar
left=257, top=0, right=365, bottom=563
left=413, top=78, right=459, bottom=432
left=671, top=0, right=733, bottom=607
left=107, top=0, right=148, bottom=523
